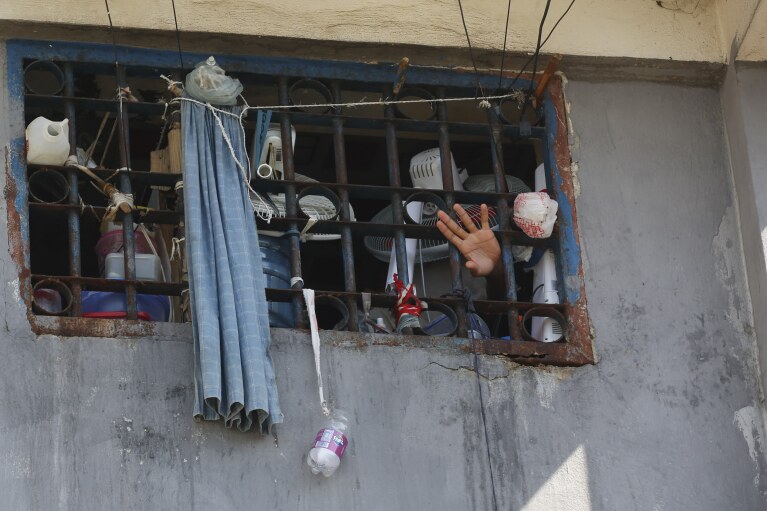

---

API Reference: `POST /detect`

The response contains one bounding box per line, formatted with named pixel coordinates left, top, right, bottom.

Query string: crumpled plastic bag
left=185, top=56, right=243, bottom=105
left=513, top=192, right=558, bottom=238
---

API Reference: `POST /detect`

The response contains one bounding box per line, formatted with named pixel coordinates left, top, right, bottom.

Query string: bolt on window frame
left=5, top=39, right=593, bottom=366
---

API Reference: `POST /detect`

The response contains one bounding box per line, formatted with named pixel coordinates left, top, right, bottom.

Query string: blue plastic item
left=81, top=291, right=170, bottom=322
left=259, top=235, right=296, bottom=328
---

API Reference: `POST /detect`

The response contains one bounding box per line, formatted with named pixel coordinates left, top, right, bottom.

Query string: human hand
left=436, top=204, right=501, bottom=278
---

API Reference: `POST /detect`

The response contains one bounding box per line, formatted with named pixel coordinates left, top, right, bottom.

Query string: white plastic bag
left=513, top=192, right=558, bottom=239
left=185, top=56, right=243, bottom=105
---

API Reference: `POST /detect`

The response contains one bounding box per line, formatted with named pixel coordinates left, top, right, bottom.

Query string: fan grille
left=364, top=203, right=500, bottom=263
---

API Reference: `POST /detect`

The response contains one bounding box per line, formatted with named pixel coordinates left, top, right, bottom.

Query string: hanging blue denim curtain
left=182, top=97, right=283, bottom=433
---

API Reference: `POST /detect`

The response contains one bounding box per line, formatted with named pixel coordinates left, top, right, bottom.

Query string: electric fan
left=363, top=152, right=530, bottom=266
left=251, top=125, right=355, bottom=241
left=528, top=163, right=563, bottom=342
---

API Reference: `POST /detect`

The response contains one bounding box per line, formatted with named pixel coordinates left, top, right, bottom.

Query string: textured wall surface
left=0, top=0, right=727, bottom=63
left=1, top=40, right=767, bottom=510
left=721, top=63, right=767, bottom=403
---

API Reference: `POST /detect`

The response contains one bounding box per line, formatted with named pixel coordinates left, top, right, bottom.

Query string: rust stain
left=4, top=145, right=31, bottom=310
left=548, top=75, right=594, bottom=365
left=31, top=316, right=157, bottom=338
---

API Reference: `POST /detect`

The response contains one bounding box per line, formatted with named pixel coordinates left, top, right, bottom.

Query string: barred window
left=7, top=40, right=592, bottom=366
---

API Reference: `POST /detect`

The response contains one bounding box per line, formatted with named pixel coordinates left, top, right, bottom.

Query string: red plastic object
left=82, top=311, right=152, bottom=321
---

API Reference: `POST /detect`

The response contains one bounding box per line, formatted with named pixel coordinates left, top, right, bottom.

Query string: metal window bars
left=12, top=41, right=593, bottom=365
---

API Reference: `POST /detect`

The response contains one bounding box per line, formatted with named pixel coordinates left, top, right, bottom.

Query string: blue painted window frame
left=5, top=39, right=592, bottom=365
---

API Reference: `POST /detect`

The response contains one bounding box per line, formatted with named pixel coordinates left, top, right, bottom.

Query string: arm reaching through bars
left=436, top=204, right=502, bottom=278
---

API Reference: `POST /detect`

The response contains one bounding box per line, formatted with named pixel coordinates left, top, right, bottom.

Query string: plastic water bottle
left=26, top=116, right=70, bottom=165
left=306, top=409, right=350, bottom=477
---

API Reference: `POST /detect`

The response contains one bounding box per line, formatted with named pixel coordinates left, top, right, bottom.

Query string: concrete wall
left=721, top=62, right=767, bottom=403
left=2, top=39, right=767, bottom=510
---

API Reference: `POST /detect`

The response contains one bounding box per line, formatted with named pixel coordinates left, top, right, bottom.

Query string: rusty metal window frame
left=5, top=40, right=592, bottom=366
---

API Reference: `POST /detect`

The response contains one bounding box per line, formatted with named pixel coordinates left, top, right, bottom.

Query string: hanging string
left=303, top=288, right=331, bottom=417
left=169, top=91, right=522, bottom=115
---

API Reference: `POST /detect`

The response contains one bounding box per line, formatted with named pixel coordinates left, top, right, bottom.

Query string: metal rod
left=63, top=63, right=82, bottom=316
left=116, top=64, right=138, bottom=320
left=278, top=77, right=305, bottom=327
left=331, top=81, right=359, bottom=331
left=436, top=87, right=468, bottom=337
left=487, top=107, right=519, bottom=340
left=382, top=85, right=409, bottom=285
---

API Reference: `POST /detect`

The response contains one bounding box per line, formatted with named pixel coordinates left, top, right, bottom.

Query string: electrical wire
left=103, top=0, right=119, bottom=68
left=518, top=0, right=552, bottom=121
left=170, top=0, right=185, bottom=70
left=456, top=0, right=486, bottom=99
left=469, top=315, right=498, bottom=511
left=504, top=0, right=576, bottom=93
left=497, top=0, right=513, bottom=92
left=102, top=0, right=132, bottom=172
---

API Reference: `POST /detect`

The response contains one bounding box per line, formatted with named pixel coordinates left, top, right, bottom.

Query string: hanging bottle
left=26, top=116, right=70, bottom=166
left=306, top=409, right=351, bottom=477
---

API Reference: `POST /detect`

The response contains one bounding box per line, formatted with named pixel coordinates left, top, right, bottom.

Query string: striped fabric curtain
left=181, top=97, right=283, bottom=433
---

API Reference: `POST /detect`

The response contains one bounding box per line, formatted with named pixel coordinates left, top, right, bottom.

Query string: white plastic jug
left=26, top=116, right=70, bottom=165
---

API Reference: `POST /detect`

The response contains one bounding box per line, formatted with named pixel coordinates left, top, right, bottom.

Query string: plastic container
left=81, top=291, right=170, bottom=322
left=95, top=229, right=155, bottom=272
left=83, top=311, right=152, bottom=321
left=260, top=235, right=296, bottom=328
left=105, top=252, right=163, bottom=281
left=26, top=116, right=70, bottom=165
left=307, top=409, right=351, bottom=477
left=33, top=288, right=62, bottom=314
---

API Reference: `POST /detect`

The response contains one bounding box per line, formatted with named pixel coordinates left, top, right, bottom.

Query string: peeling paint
left=734, top=405, right=767, bottom=490
left=6, top=277, right=19, bottom=303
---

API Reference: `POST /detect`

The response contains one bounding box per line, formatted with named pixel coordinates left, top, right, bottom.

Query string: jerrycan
left=26, top=117, right=70, bottom=165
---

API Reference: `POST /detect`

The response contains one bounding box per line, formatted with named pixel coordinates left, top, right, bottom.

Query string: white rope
left=170, top=237, right=185, bottom=261
left=303, top=288, right=331, bottom=417
left=171, top=90, right=522, bottom=113
left=290, top=276, right=304, bottom=288
left=65, top=155, right=134, bottom=222
left=174, top=97, right=275, bottom=222
left=105, top=191, right=134, bottom=222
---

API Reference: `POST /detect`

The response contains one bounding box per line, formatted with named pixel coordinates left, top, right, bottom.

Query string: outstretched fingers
left=437, top=210, right=468, bottom=241
left=480, top=204, right=490, bottom=230
left=453, top=203, right=479, bottom=233
left=436, top=220, right=464, bottom=246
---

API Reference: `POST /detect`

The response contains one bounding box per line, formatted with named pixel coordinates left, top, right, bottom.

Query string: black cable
left=170, top=0, right=185, bottom=70
left=518, top=0, right=552, bottom=121
left=457, top=0, right=485, bottom=98
left=541, top=0, right=576, bottom=48
left=103, top=0, right=119, bottom=68
left=504, top=0, right=576, bottom=93
left=102, top=0, right=131, bottom=172
left=528, top=0, right=552, bottom=94
left=497, top=0, right=513, bottom=93
left=466, top=297, right=499, bottom=511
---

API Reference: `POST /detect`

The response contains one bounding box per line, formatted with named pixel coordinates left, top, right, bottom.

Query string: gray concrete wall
left=1, top=39, right=766, bottom=509
left=721, top=63, right=767, bottom=396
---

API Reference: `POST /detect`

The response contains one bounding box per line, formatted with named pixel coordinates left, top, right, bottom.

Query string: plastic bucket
left=259, top=235, right=296, bottom=328
left=95, top=229, right=155, bottom=272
